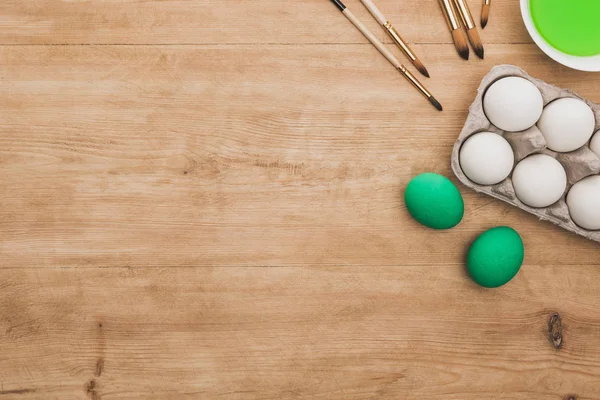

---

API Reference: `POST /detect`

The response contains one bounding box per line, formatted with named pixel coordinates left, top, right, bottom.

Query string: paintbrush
left=481, top=0, right=491, bottom=29
left=359, top=0, right=430, bottom=78
left=329, top=0, right=442, bottom=111
left=453, top=0, right=484, bottom=59
left=438, top=0, right=469, bottom=60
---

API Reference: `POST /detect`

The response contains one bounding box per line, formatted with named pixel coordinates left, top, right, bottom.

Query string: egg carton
left=451, top=65, right=600, bottom=243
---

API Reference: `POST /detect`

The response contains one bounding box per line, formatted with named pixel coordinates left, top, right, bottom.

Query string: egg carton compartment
left=451, top=65, right=600, bottom=243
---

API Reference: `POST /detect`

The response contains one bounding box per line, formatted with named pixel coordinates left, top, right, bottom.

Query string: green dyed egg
left=404, top=173, right=464, bottom=230
left=467, top=227, right=524, bottom=288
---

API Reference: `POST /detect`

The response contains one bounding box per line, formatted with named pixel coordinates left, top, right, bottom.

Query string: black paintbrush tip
left=429, top=96, right=443, bottom=112
left=481, top=5, right=490, bottom=29
left=467, top=28, right=485, bottom=59
left=474, top=45, right=485, bottom=59
left=413, top=58, right=430, bottom=78
left=452, top=29, right=470, bottom=60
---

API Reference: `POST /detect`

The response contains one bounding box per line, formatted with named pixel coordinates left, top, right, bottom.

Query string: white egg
left=483, top=77, right=544, bottom=132
left=591, top=131, right=600, bottom=158
left=460, top=132, right=514, bottom=185
left=567, top=175, right=600, bottom=230
left=512, top=154, right=567, bottom=208
left=537, top=98, right=595, bottom=152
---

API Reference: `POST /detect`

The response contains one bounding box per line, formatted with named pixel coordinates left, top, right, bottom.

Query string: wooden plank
left=0, top=266, right=599, bottom=399
left=1, top=44, right=599, bottom=269
left=0, top=0, right=530, bottom=45
left=2, top=1, right=600, bottom=399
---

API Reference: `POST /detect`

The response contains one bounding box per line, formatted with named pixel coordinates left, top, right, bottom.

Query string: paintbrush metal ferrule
left=384, top=21, right=429, bottom=77
left=438, top=0, right=461, bottom=31
left=331, top=4, right=441, bottom=111
left=397, top=65, right=442, bottom=111
left=359, top=0, right=429, bottom=77
left=398, top=65, right=430, bottom=97
left=383, top=22, right=416, bottom=62
left=453, top=0, right=475, bottom=30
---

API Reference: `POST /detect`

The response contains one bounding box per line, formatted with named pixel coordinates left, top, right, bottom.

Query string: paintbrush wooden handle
left=342, top=8, right=401, bottom=69
left=359, top=0, right=420, bottom=64
left=342, top=9, right=433, bottom=99
left=359, top=0, right=429, bottom=77
left=359, top=0, right=387, bottom=25
left=329, top=0, right=441, bottom=109
left=438, top=0, right=461, bottom=31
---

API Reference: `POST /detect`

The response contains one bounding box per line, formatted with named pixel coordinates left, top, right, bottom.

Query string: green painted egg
left=467, top=227, right=524, bottom=288
left=404, top=173, right=464, bottom=230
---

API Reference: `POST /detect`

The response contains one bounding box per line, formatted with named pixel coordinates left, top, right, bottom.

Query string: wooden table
left=1, top=1, right=599, bottom=398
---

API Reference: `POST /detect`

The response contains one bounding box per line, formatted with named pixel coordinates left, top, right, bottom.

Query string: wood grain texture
left=1, top=0, right=600, bottom=399
left=1, top=266, right=600, bottom=399
left=0, top=0, right=528, bottom=45
left=2, top=44, right=599, bottom=269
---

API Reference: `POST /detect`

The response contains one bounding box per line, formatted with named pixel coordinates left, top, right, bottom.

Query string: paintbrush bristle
left=451, top=29, right=469, bottom=60
left=467, top=28, right=485, bottom=59
left=429, top=96, right=443, bottom=112
left=412, top=58, right=430, bottom=78
left=481, top=4, right=490, bottom=28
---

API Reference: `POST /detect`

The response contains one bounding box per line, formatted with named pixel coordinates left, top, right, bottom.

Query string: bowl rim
left=520, top=0, right=600, bottom=72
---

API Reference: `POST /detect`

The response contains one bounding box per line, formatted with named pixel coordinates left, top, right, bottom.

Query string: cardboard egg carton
left=451, top=65, right=600, bottom=243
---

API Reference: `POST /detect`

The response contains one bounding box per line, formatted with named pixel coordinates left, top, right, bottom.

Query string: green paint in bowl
left=530, top=0, right=600, bottom=57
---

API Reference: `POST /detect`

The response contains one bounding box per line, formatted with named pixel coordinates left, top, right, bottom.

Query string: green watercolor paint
left=530, top=0, right=600, bottom=57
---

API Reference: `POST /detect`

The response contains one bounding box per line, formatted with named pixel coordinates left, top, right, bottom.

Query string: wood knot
left=95, top=359, right=104, bottom=377
left=85, top=380, right=100, bottom=400
left=564, top=396, right=577, bottom=400
left=548, top=312, right=563, bottom=349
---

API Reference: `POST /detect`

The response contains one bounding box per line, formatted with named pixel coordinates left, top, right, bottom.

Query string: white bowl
left=521, top=0, right=600, bottom=72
